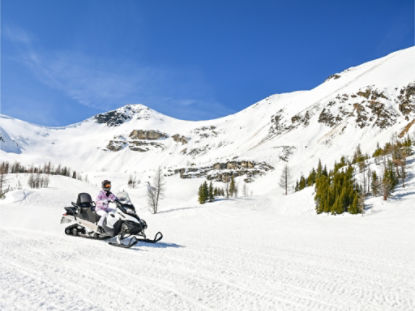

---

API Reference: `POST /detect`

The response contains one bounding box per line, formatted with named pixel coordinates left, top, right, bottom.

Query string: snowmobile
left=60, top=191, right=163, bottom=248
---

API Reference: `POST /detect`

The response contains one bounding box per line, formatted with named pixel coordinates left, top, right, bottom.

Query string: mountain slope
left=0, top=47, right=414, bottom=191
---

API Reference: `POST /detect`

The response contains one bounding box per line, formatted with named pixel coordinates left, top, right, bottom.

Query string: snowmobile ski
left=108, top=232, right=163, bottom=248
left=136, top=231, right=163, bottom=243
left=108, top=236, right=139, bottom=248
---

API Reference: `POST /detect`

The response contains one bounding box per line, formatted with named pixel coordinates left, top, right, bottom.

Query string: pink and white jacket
left=96, top=190, right=117, bottom=212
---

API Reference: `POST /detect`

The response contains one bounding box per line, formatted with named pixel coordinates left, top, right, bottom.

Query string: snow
left=0, top=46, right=414, bottom=310
left=0, top=167, right=414, bottom=310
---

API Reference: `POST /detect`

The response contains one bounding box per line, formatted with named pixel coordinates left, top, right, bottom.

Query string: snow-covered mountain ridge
left=1, top=46, right=414, bottom=190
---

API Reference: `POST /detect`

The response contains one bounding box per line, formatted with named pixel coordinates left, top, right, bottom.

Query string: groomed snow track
left=0, top=197, right=413, bottom=311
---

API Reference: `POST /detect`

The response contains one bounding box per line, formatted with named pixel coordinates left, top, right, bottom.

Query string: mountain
left=0, top=47, right=414, bottom=193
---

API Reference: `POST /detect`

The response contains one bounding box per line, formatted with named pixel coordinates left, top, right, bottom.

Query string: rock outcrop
left=129, top=130, right=168, bottom=140
left=174, top=160, right=273, bottom=183
left=172, top=134, right=188, bottom=144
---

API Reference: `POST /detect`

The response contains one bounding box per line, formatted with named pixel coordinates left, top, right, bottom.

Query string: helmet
left=102, top=180, right=111, bottom=191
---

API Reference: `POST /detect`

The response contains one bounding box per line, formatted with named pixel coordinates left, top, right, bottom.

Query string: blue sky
left=1, top=0, right=414, bottom=126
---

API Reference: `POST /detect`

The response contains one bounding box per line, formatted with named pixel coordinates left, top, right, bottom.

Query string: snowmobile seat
left=76, top=193, right=99, bottom=223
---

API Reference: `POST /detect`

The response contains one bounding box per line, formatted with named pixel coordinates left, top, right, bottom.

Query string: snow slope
left=0, top=47, right=414, bottom=188
left=0, top=164, right=414, bottom=311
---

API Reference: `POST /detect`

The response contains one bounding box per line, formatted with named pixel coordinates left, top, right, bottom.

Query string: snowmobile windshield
left=116, top=191, right=133, bottom=205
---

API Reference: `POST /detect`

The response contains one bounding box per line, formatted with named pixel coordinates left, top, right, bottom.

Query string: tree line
left=0, top=161, right=84, bottom=195
left=1, top=161, right=82, bottom=179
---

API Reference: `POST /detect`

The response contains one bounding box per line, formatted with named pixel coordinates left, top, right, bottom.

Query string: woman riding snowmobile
left=96, top=180, right=118, bottom=232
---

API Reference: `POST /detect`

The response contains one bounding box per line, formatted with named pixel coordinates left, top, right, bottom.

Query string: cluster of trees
left=28, top=174, right=50, bottom=189
left=295, top=145, right=373, bottom=192
left=198, top=181, right=214, bottom=204
left=314, top=165, right=362, bottom=214
left=370, top=160, right=400, bottom=200
left=372, top=136, right=412, bottom=158
left=294, top=136, right=412, bottom=214
left=371, top=136, right=410, bottom=199
left=295, top=160, right=327, bottom=192
left=198, top=176, right=240, bottom=204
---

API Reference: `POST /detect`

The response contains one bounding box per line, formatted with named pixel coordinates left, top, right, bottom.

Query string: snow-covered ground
left=0, top=168, right=414, bottom=311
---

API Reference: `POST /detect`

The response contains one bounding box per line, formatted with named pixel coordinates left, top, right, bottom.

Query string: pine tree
left=314, top=175, right=329, bottom=214
left=322, top=165, right=328, bottom=177
left=298, top=175, right=306, bottom=190
left=316, top=159, right=323, bottom=178
left=208, top=182, right=214, bottom=202
left=198, top=184, right=206, bottom=204
left=348, top=194, right=360, bottom=214
left=198, top=182, right=209, bottom=204
left=382, top=161, right=397, bottom=200
left=306, top=168, right=316, bottom=186
left=373, top=142, right=383, bottom=157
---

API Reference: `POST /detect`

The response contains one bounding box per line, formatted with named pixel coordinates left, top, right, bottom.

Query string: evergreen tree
left=316, top=159, right=323, bottom=177
left=352, top=144, right=362, bottom=164
left=382, top=161, right=397, bottom=200
left=322, top=165, right=328, bottom=177
left=198, top=182, right=208, bottom=204
left=372, top=142, right=383, bottom=157
left=314, top=175, right=329, bottom=214
left=348, top=194, right=361, bottom=214
left=298, top=175, right=306, bottom=190
left=208, top=182, right=214, bottom=202
left=306, top=168, right=316, bottom=186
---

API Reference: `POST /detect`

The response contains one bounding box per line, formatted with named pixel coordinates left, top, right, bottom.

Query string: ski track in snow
left=0, top=188, right=414, bottom=311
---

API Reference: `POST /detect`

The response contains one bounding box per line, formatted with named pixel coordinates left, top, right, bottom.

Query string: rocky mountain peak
left=94, top=104, right=153, bottom=127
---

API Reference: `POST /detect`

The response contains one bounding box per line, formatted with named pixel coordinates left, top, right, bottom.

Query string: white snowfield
left=0, top=171, right=414, bottom=311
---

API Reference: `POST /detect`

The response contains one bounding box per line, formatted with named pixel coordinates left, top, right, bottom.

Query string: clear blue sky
left=1, top=0, right=414, bottom=126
